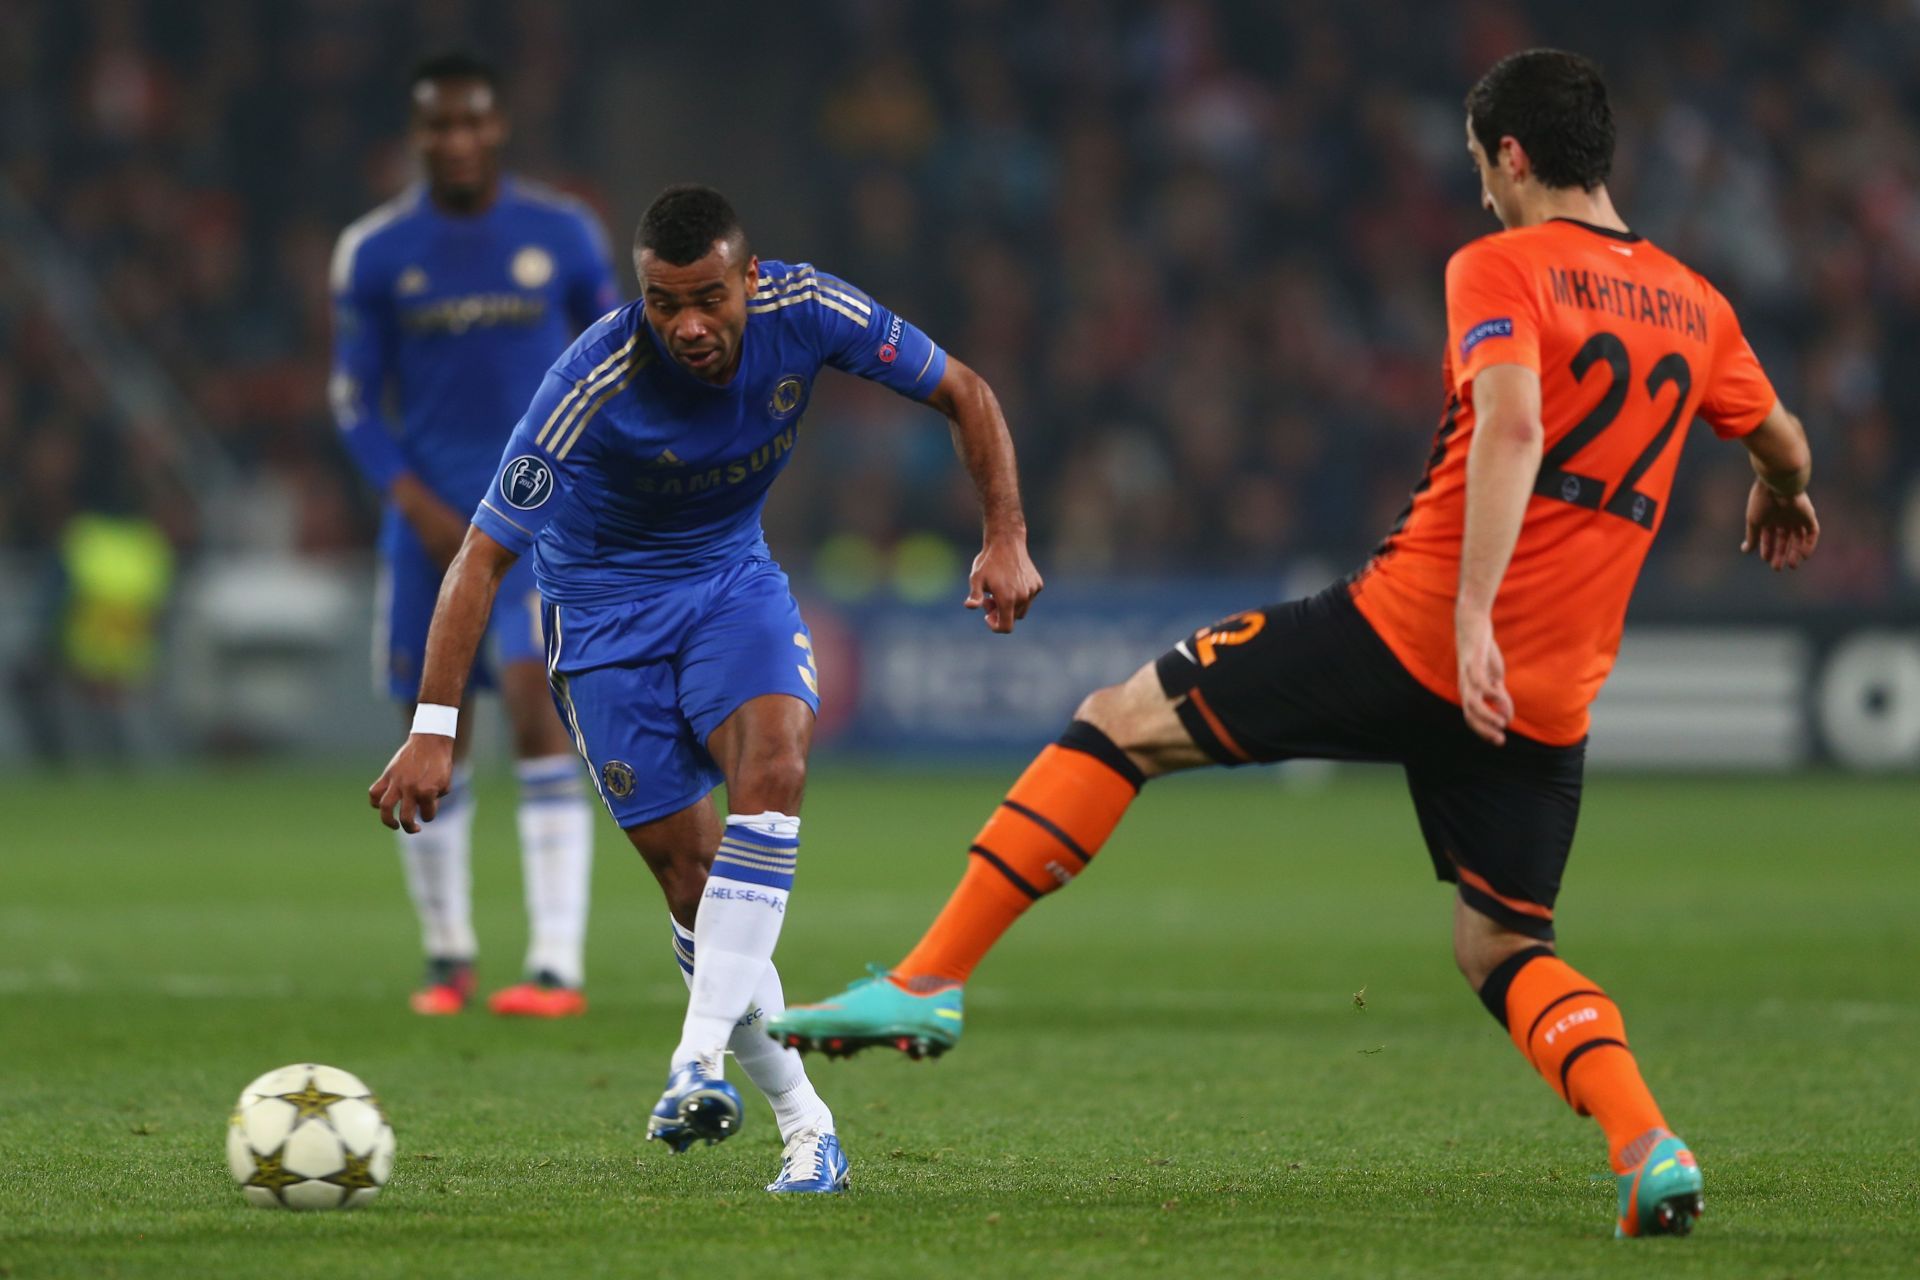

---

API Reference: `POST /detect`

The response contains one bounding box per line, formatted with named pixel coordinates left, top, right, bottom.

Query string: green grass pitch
left=1, top=764, right=1915, bottom=1278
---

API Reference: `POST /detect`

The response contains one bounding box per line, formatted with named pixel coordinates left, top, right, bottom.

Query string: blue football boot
left=766, top=1127, right=850, bottom=1194
left=645, top=1057, right=743, bottom=1154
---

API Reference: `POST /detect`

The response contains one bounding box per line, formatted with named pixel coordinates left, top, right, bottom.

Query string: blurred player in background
left=775, top=49, right=1821, bottom=1238
left=331, top=54, right=618, bottom=1018
left=368, top=185, right=1043, bottom=1193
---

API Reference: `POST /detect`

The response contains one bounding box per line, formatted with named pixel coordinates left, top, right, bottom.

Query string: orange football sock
left=1491, top=949, right=1668, bottom=1172
left=892, top=722, right=1144, bottom=988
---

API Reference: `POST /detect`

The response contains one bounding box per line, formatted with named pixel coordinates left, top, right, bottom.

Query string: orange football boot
left=488, top=971, right=587, bottom=1018
left=409, top=958, right=474, bottom=1015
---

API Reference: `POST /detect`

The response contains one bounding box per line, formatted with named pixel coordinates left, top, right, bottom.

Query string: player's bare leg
left=772, top=661, right=1210, bottom=1057
left=1079, top=660, right=1220, bottom=778
left=622, top=796, right=720, bottom=926
left=487, top=659, right=594, bottom=1017
left=400, top=696, right=479, bottom=1014
left=1450, top=895, right=1544, bottom=990
left=1459, top=898, right=1702, bottom=1237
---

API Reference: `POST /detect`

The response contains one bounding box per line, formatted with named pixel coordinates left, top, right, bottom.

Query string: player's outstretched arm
left=1738, top=400, right=1819, bottom=572
left=923, top=357, right=1043, bottom=634
left=1455, top=363, right=1544, bottom=747
left=368, top=526, right=519, bottom=832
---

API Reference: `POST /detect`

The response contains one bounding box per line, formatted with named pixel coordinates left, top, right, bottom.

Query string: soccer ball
left=226, top=1063, right=395, bottom=1210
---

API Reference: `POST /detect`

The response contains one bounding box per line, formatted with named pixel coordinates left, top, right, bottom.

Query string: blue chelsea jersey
left=329, top=178, right=619, bottom=515
left=471, top=261, right=948, bottom=604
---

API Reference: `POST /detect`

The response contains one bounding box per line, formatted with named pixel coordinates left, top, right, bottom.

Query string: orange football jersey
left=1350, top=218, right=1777, bottom=745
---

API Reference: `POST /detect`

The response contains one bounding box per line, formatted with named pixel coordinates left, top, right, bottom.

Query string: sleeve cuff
left=913, top=345, right=949, bottom=397
left=472, top=499, right=535, bottom=554
left=1704, top=400, right=1772, bottom=440
left=1454, top=352, right=1540, bottom=398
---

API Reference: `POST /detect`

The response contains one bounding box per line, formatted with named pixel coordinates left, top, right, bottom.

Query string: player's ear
left=740, top=253, right=759, bottom=287
left=1500, top=136, right=1530, bottom=184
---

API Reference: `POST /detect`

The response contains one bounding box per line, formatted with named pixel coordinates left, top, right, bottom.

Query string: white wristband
left=411, top=703, right=459, bottom=738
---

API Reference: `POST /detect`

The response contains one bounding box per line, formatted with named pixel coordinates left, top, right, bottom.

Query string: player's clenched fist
left=966, top=538, right=1044, bottom=634
left=368, top=735, right=454, bottom=833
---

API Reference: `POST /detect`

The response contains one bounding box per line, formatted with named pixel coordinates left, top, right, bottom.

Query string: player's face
left=637, top=241, right=758, bottom=383
left=412, top=78, right=506, bottom=206
left=1466, top=117, right=1518, bottom=229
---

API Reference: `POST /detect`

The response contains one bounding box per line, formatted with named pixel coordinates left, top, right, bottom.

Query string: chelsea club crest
left=511, top=245, right=555, bottom=289
left=768, top=375, right=806, bottom=420
left=601, top=761, right=636, bottom=798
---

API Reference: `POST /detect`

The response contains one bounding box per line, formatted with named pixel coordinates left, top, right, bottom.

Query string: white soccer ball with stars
left=226, top=1063, right=395, bottom=1209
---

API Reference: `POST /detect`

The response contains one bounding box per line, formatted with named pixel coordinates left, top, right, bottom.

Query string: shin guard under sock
left=893, top=721, right=1143, bottom=987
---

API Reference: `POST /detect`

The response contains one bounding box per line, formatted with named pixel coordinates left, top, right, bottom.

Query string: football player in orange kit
left=773, top=49, right=1820, bottom=1238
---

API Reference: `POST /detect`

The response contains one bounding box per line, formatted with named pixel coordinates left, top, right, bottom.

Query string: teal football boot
left=1615, top=1129, right=1703, bottom=1238
left=769, top=966, right=963, bottom=1060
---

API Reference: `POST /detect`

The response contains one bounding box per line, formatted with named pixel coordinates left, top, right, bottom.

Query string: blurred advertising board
left=799, top=580, right=1920, bottom=772
left=1, top=558, right=1913, bottom=771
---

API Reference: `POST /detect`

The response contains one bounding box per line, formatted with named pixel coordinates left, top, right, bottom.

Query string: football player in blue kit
left=332, top=55, right=618, bottom=1019
left=369, top=185, right=1043, bottom=1193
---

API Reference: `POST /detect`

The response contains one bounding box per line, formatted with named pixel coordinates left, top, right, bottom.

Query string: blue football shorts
left=376, top=514, right=544, bottom=702
left=540, top=557, right=820, bottom=828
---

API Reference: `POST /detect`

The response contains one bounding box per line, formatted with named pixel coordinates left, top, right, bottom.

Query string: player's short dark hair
left=1466, top=49, right=1613, bottom=191
left=409, top=51, right=502, bottom=100
left=636, top=185, right=749, bottom=266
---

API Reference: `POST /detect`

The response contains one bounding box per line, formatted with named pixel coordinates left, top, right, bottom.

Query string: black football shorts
left=1153, top=583, right=1584, bottom=940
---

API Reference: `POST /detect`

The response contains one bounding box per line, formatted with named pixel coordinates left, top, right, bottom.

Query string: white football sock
left=670, top=918, right=833, bottom=1141
left=397, top=764, right=476, bottom=960
left=515, top=754, right=593, bottom=986
left=671, top=811, right=799, bottom=1069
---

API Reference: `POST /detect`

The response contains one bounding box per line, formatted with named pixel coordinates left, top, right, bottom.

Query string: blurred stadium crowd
left=3, top=0, right=1916, bottom=612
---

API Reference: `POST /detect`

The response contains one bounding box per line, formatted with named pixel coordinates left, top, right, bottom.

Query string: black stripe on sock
left=1559, top=1037, right=1628, bottom=1098
left=1055, top=719, right=1147, bottom=791
left=1524, top=988, right=1609, bottom=1049
left=969, top=844, right=1042, bottom=900
left=1475, top=945, right=1555, bottom=1027
left=1000, top=799, right=1089, bottom=865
